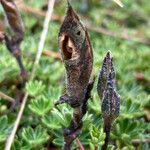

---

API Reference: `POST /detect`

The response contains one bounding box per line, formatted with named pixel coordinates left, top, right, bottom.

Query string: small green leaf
left=121, top=99, right=143, bottom=119
left=53, top=137, right=63, bottom=147
left=0, top=116, right=11, bottom=143
left=12, top=139, right=22, bottom=150
left=42, top=114, right=61, bottom=130
left=51, top=108, right=72, bottom=127
left=112, top=119, right=148, bottom=146
left=22, top=126, right=49, bottom=148
left=26, top=80, right=46, bottom=97
left=88, top=124, right=105, bottom=147
left=28, top=96, right=53, bottom=116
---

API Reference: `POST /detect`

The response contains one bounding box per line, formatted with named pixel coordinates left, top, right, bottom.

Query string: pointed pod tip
left=104, top=51, right=111, bottom=63
left=65, top=0, right=80, bottom=21
left=67, top=0, right=72, bottom=8
left=106, top=50, right=112, bottom=58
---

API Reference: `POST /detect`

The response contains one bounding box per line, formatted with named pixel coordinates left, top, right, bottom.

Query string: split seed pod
left=56, top=1, right=94, bottom=149
left=58, top=1, right=93, bottom=107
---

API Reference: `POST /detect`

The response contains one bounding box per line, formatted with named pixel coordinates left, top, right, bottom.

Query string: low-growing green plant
left=111, top=118, right=150, bottom=148
left=0, top=116, right=11, bottom=143
left=0, top=0, right=149, bottom=149
left=88, top=124, right=106, bottom=150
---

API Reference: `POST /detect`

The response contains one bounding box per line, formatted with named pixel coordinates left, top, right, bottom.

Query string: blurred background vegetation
left=0, top=0, right=149, bottom=149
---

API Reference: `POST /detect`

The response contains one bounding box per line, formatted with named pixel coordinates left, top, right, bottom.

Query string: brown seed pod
left=57, top=1, right=93, bottom=107
left=97, top=51, right=115, bottom=100
left=1, top=0, right=24, bottom=43
left=101, top=74, right=120, bottom=122
left=55, top=1, right=94, bottom=149
left=1, top=0, right=27, bottom=82
left=97, top=51, right=120, bottom=150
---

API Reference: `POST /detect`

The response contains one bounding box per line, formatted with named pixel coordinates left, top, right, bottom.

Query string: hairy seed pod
left=98, top=52, right=120, bottom=150
left=101, top=74, right=120, bottom=122
left=101, top=73, right=120, bottom=150
left=57, top=1, right=93, bottom=107
left=97, top=51, right=115, bottom=100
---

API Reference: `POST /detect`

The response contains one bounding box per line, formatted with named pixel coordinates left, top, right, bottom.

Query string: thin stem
left=16, top=3, right=150, bottom=45
left=0, top=91, right=14, bottom=102
left=94, top=146, right=98, bottom=150
left=76, top=138, right=85, bottom=150
left=62, top=79, right=95, bottom=149
left=4, top=0, right=55, bottom=149
left=113, top=0, right=123, bottom=7
left=101, top=120, right=111, bottom=150
left=63, top=143, right=72, bottom=150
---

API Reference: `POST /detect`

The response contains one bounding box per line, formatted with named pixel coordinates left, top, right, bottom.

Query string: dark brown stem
left=1, top=0, right=27, bottom=85
left=102, top=120, right=111, bottom=150
left=63, top=144, right=72, bottom=150
left=61, top=79, right=95, bottom=150
left=94, top=146, right=98, bottom=150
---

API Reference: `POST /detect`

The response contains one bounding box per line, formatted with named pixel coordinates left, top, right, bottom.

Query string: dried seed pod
left=1, top=0, right=24, bottom=43
left=55, top=1, right=94, bottom=149
left=101, top=73, right=120, bottom=150
left=97, top=51, right=115, bottom=100
left=101, top=73, right=120, bottom=122
left=1, top=0, right=26, bottom=81
left=97, top=51, right=120, bottom=150
left=57, top=0, right=93, bottom=107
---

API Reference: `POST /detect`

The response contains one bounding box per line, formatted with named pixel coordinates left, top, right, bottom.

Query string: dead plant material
left=86, top=25, right=150, bottom=45
left=16, top=1, right=150, bottom=45
left=42, top=50, right=61, bottom=60
left=0, top=91, right=14, bottom=102
left=135, top=73, right=150, bottom=92
left=5, top=0, right=56, bottom=149
left=16, top=0, right=62, bottom=22
left=55, top=1, right=94, bottom=149
left=97, top=51, right=120, bottom=150
left=1, top=0, right=27, bottom=84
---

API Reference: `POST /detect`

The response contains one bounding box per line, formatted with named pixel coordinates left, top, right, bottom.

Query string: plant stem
left=0, top=91, right=14, bottom=102
left=62, top=79, right=95, bottom=149
left=16, top=3, right=150, bottom=45
left=101, top=120, right=111, bottom=150
left=76, top=138, right=84, bottom=150
left=63, top=143, right=72, bottom=150
left=94, top=146, right=98, bottom=150
left=4, top=0, right=55, bottom=149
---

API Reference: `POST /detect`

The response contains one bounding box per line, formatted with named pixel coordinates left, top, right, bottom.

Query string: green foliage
left=111, top=119, right=150, bottom=148
left=28, top=96, right=53, bottom=116
left=88, top=124, right=105, bottom=150
left=42, top=112, right=62, bottom=130
left=22, top=126, right=49, bottom=148
left=121, top=98, right=143, bottom=119
left=26, top=80, right=46, bottom=97
left=0, top=0, right=149, bottom=149
left=0, top=116, right=11, bottom=143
